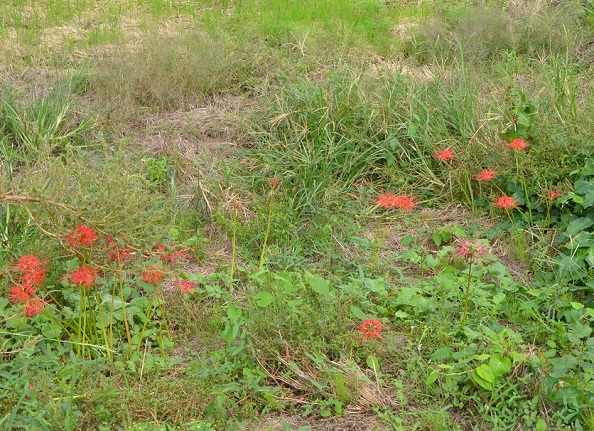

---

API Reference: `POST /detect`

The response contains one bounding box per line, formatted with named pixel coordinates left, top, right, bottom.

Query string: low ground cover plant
left=1, top=0, right=594, bottom=430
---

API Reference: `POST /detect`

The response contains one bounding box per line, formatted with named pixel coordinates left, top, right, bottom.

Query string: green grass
left=2, top=0, right=594, bottom=430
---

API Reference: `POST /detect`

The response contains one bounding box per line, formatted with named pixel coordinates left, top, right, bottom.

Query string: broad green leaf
left=489, top=353, right=511, bottom=379
left=255, top=291, right=275, bottom=308
left=306, top=272, right=330, bottom=296
left=227, top=305, right=243, bottom=320
left=401, top=234, right=414, bottom=245
left=475, top=364, right=495, bottom=384
left=366, top=355, right=380, bottom=371
left=535, top=418, right=547, bottom=431
left=221, top=321, right=240, bottom=343
left=350, top=305, right=368, bottom=320
left=0, top=298, right=9, bottom=310
left=430, top=347, right=454, bottom=361
left=566, top=217, right=593, bottom=236
left=432, top=233, right=442, bottom=246
left=472, top=368, right=493, bottom=391
left=426, top=371, right=438, bottom=386
left=575, top=180, right=594, bottom=208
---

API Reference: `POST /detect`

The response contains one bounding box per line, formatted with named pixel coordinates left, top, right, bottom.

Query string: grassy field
left=2, top=0, right=594, bottom=430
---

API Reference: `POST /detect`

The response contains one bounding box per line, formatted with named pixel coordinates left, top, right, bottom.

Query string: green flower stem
left=460, top=260, right=473, bottom=329
left=259, top=188, right=276, bottom=269
left=230, top=205, right=238, bottom=284
left=119, top=274, right=133, bottom=359
left=515, top=153, right=533, bottom=225
left=93, top=287, right=111, bottom=360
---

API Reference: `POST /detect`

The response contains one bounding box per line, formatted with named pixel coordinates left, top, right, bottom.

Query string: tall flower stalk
left=455, top=240, right=487, bottom=328
left=507, top=138, right=533, bottom=225
left=230, top=202, right=239, bottom=285
left=260, top=179, right=278, bottom=270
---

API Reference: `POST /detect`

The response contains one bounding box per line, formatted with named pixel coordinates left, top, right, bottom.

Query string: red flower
left=69, top=266, right=98, bottom=287
left=267, top=178, right=279, bottom=189
left=393, top=195, right=416, bottom=212
left=506, top=138, right=529, bottom=151
left=376, top=193, right=397, bottom=209
left=474, top=169, right=498, bottom=182
left=67, top=225, right=99, bottom=248
left=24, top=298, right=45, bottom=317
left=177, top=279, right=195, bottom=295
left=155, top=244, right=189, bottom=264
left=455, top=240, right=487, bottom=261
left=142, top=267, right=164, bottom=285
left=546, top=190, right=561, bottom=200
left=360, top=319, right=383, bottom=340
left=22, top=270, right=46, bottom=288
left=494, top=195, right=518, bottom=211
left=435, top=148, right=455, bottom=162
left=105, top=236, right=134, bottom=262
left=17, top=254, right=44, bottom=275
left=10, top=284, right=35, bottom=303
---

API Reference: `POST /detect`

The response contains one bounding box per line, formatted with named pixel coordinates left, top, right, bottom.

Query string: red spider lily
left=393, top=195, right=416, bottom=212
left=155, top=244, right=189, bottom=264
left=142, top=267, right=164, bottom=285
left=360, top=319, right=383, bottom=340
left=435, top=148, right=455, bottom=162
left=506, top=138, right=529, bottom=151
left=376, top=193, right=397, bottom=209
left=24, top=298, right=45, bottom=317
left=546, top=190, right=561, bottom=200
left=177, top=279, right=195, bottom=295
left=267, top=178, right=279, bottom=189
left=22, top=269, right=46, bottom=288
left=474, top=169, right=498, bottom=182
left=494, top=195, right=518, bottom=211
left=69, top=265, right=98, bottom=287
left=17, top=254, right=44, bottom=275
left=455, top=240, right=488, bottom=261
left=10, top=284, right=35, bottom=303
left=105, top=236, right=134, bottom=262
left=67, top=225, right=99, bottom=248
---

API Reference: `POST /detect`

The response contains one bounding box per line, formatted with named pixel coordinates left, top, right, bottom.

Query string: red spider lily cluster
left=435, top=148, right=455, bottom=162
left=360, top=319, right=383, bottom=340
left=69, top=265, right=98, bottom=287
left=474, top=169, right=498, bottom=182
left=105, top=236, right=134, bottom=262
left=155, top=244, right=190, bottom=264
left=267, top=178, right=279, bottom=189
left=506, top=138, right=529, bottom=152
left=9, top=254, right=46, bottom=317
left=176, top=279, right=195, bottom=295
left=141, top=266, right=165, bottom=285
left=376, top=193, right=416, bottom=212
left=67, top=224, right=99, bottom=248
left=494, top=195, right=518, bottom=211
left=455, top=240, right=488, bottom=261
left=546, top=190, right=561, bottom=200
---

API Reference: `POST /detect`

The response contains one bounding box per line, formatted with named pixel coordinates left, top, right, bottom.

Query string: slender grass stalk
left=515, top=153, right=533, bottom=226
left=80, top=286, right=87, bottom=358
left=460, top=260, right=473, bottom=329
left=260, top=180, right=277, bottom=269
left=230, top=203, right=239, bottom=283
left=93, top=287, right=111, bottom=360
left=118, top=274, right=133, bottom=359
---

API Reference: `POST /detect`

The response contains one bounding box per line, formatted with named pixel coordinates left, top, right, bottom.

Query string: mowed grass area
left=2, top=0, right=594, bottom=430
